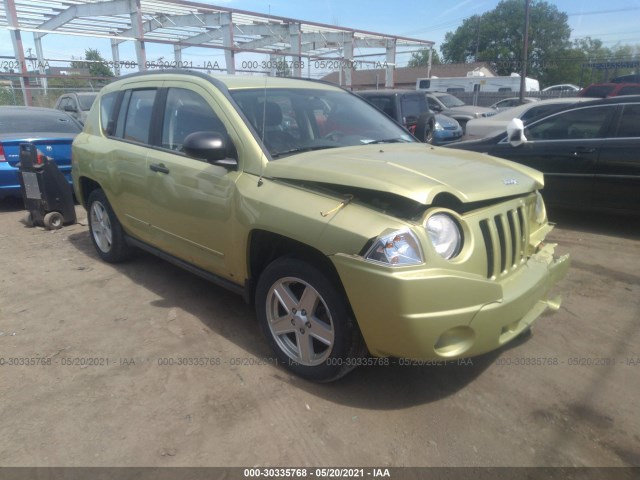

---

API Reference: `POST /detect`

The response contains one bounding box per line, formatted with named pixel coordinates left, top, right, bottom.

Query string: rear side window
left=582, top=85, right=615, bottom=98
left=614, top=104, right=640, bottom=137
left=122, top=89, right=156, bottom=144
left=521, top=104, right=566, bottom=122
left=618, top=86, right=640, bottom=96
left=161, top=88, right=229, bottom=153
left=526, top=106, right=614, bottom=140
left=400, top=95, right=427, bottom=119
left=418, top=80, right=430, bottom=89
left=366, top=96, right=395, bottom=118
left=100, top=92, right=118, bottom=135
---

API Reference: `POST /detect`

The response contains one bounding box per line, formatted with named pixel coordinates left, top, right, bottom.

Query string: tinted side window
left=100, top=92, right=118, bottom=135
left=161, top=88, right=229, bottom=153
left=58, top=97, right=70, bottom=109
left=401, top=95, right=427, bottom=119
left=367, top=97, right=395, bottom=117
left=521, top=104, right=566, bottom=122
left=426, top=97, right=439, bottom=110
left=614, top=104, right=640, bottom=137
left=526, top=106, right=613, bottom=140
left=618, top=86, right=640, bottom=96
left=582, top=85, right=614, bottom=98
left=122, top=89, right=156, bottom=144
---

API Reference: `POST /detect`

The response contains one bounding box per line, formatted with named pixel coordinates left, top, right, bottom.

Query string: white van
left=417, top=74, right=540, bottom=93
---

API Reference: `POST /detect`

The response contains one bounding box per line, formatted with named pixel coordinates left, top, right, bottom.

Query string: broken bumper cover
left=332, top=243, right=570, bottom=359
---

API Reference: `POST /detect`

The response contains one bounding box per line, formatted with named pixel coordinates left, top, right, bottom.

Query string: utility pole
left=519, top=0, right=530, bottom=103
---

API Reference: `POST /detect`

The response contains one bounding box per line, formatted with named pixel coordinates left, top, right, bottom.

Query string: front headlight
left=426, top=213, right=462, bottom=259
left=434, top=121, right=444, bottom=131
left=535, top=191, right=547, bottom=224
left=364, top=229, right=423, bottom=266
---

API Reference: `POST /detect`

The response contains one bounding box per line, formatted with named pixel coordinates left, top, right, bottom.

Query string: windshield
left=437, top=94, right=466, bottom=108
left=229, top=88, right=415, bottom=158
left=78, top=94, right=97, bottom=110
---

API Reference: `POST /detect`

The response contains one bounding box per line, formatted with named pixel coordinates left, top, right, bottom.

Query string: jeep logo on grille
left=503, top=178, right=518, bottom=185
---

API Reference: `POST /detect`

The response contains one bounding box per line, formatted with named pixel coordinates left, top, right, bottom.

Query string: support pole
left=221, top=12, right=235, bottom=74
left=111, top=39, right=121, bottom=76
left=385, top=39, right=396, bottom=88
left=34, top=33, right=48, bottom=94
left=519, top=0, right=530, bottom=102
left=343, top=34, right=354, bottom=90
left=289, top=23, right=302, bottom=78
left=130, top=0, right=147, bottom=71
left=4, top=0, right=31, bottom=105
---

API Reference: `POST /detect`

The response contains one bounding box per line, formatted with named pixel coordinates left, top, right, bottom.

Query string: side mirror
left=64, top=104, right=78, bottom=112
left=506, top=118, right=527, bottom=147
left=183, top=131, right=237, bottom=169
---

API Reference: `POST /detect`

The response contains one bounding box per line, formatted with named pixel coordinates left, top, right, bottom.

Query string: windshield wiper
left=271, top=145, right=338, bottom=159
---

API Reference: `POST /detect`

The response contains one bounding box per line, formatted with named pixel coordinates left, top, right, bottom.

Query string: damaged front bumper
left=332, top=242, right=570, bottom=360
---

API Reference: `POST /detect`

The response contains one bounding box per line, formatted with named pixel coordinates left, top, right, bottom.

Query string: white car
left=464, top=97, right=592, bottom=140
left=542, top=84, right=581, bottom=92
left=489, top=97, right=539, bottom=112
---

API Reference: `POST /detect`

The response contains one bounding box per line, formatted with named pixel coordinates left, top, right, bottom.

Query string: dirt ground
left=0, top=197, right=639, bottom=468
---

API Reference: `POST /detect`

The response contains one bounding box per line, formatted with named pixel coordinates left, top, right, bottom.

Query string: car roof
left=357, top=89, right=422, bottom=96
left=572, top=94, right=640, bottom=104
left=484, top=97, right=590, bottom=120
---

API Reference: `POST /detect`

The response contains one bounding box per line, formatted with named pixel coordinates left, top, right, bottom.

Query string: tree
left=407, top=49, right=442, bottom=68
left=71, top=48, right=114, bottom=78
left=441, top=0, right=571, bottom=85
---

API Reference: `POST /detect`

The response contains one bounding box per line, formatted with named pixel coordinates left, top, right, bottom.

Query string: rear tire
left=255, top=257, right=366, bottom=382
left=87, top=189, right=133, bottom=263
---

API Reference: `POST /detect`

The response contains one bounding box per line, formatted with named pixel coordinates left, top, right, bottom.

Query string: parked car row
left=447, top=95, right=640, bottom=215
left=357, top=90, right=463, bottom=145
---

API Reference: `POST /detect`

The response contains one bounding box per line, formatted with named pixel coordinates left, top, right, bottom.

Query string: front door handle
left=150, top=163, right=170, bottom=174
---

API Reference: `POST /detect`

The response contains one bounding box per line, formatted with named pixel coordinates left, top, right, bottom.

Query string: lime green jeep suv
left=72, top=70, right=569, bottom=381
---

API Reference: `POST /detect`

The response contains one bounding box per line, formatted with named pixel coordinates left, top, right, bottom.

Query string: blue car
left=0, top=106, right=82, bottom=200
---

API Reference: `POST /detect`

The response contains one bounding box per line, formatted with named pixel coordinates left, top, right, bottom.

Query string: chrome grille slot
left=480, top=205, right=529, bottom=279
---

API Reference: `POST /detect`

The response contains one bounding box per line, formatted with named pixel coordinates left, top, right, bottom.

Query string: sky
left=2, top=0, right=640, bottom=78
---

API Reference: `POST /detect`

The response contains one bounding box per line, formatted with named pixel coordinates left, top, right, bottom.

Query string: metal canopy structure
left=1, top=0, right=434, bottom=104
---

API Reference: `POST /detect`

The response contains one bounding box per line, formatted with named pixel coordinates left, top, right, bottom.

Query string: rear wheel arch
left=79, top=177, right=102, bottom=209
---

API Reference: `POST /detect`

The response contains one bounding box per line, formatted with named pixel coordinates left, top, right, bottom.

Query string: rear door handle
left=149, top=163, right=170, bottom=174
left=573, top=147, right=596, bottom=156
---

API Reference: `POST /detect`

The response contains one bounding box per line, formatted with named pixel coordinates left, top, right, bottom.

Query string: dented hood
left=264, top=143, right=543, bottom=205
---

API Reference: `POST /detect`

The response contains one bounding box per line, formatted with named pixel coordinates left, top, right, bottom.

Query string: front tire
left=255, top=257, right=366, bottom=382
left=87, top=189, right=133, bottom=263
